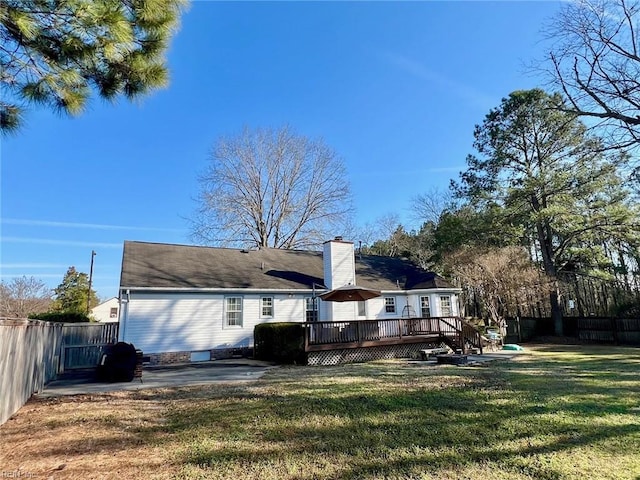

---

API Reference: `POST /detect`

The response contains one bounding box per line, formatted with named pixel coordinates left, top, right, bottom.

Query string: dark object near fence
left=96, top=342, right=140, bottom=382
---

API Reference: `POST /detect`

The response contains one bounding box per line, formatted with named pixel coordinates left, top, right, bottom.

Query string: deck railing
left=304, top=316, right=482, bottom=353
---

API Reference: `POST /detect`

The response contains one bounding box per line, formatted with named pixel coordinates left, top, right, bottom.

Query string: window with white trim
left=261, top=297, right=274, bottom=318
left=109, top=307, right=118, bottom=318
left=384, top=297, right=396, bottom=314
left=305, top=297, right=318, bottom=322
left=440, top=295, right=452, bottom=316
left=420, top=296, right=431, bottom=317
left=357, top=301, right=366, bottom=317
left=225, top=297, right=243, bottom=326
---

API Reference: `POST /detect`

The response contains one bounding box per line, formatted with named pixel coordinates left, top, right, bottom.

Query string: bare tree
left=0, top=276, right=52, bottom=318
left=192, top=126, right=354, bottom=249
left=411, top=187, right=456, bottom=224
left=545, top=0, right=640, bottom=147
left=445, top=247, right=550, bottom=335
left=352, top=221, right=379, bottom=251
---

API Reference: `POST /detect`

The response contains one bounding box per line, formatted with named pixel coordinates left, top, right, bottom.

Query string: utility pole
left=87, top=250, right=96, bottom=315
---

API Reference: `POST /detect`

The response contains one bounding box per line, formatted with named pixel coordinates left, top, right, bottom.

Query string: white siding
left=322, top=240, right=356, bottom=321
left=436, top=294, right=457, bottom=316
left=409, top=293, right=459, bottom=317
left=274, top=295, right=306, bottom=323
left=91, top=297, right=119, bottom=323
left=318, top=292, right=460, bottom=322
left=343, top=292, right=460, bottom=320
left=120, top=292, right=309, bottom=354
left=119, top=289, right=461, bottom=355
left=323, top=240, right=355, bottom=290
left=324, top=301, right=358, bottom=322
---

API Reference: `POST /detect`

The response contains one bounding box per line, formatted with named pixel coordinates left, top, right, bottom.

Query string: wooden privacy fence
left=0, top=319, right=63, bottom=425
left=1, top=320, right=120, bottom=425
left=507, top=316, right=640, bottom=345
left=60, top=322, right=119, bottom=372
left=576, top=317, right=640, bottom=344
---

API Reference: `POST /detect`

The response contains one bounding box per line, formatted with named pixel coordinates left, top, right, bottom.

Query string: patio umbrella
left=318, top=285, right=382, bottom=302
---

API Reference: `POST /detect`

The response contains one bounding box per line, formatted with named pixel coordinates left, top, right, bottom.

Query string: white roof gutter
left=120, top=286, right=462, bottom=294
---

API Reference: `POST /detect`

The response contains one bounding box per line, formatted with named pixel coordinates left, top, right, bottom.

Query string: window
left=109, top=307, right=118, bottom=318
left=305, top=297, right=318, bottom=322
left=440, top=296, right=452, bottom=316
left=384, top=297, right=396, bottom=314
left=357, top=301, right=366, bottom=317
left=225, top=297, right=243, bottom=326
left=420, top=297, right=431, bottom=317
left=261, top=297, right=273, bottom=317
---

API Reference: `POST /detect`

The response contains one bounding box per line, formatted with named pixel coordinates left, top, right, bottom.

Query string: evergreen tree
left=52, top=267, right=98, bottom=314
left=1, top=0, right=186, bottom=133
left=432, top=204, right=520, bottom=264
left=455, top=89, right=638, bottom=334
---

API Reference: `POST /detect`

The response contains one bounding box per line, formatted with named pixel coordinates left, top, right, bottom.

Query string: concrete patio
left=39, top=359, right=278, bottom=397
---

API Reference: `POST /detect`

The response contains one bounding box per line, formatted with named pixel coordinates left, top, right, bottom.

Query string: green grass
left=7, top=345, right=635, bottom=478
left=164, top=345, right=640, bottom=480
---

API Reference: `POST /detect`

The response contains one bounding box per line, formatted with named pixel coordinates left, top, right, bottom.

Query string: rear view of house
left=118, top=238, right=461, bottom=364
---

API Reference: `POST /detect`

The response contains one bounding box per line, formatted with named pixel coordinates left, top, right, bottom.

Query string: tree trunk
left=531, top=200, right=563, bottom=336
left=550, top=285, right=563, bottom=336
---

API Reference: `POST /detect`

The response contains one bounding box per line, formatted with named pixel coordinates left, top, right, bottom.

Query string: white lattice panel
left=307, top=342, right=445, bottom=366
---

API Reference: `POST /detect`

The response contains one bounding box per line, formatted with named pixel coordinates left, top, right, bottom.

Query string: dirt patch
left=0, top=390, right=178, bottom=479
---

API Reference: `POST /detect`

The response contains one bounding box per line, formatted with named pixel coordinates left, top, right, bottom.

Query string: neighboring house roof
left=91, top=297, right=119, bottom=322
left=93, top=297, right=118, bottom=308
left=120, top=241, right=455, bottom=291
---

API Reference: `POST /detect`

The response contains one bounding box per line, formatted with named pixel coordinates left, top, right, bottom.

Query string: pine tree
left=1, top=0, right=186, bottom=133
left=455, top=89, right=638, bottom=334
left=52, top=267, right=98, bottom=314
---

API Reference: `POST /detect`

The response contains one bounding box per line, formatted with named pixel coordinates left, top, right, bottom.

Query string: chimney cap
left=323, top=237, right=353, bottom=244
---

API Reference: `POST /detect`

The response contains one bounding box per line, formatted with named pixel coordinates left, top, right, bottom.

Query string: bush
left=28, top=311, right=92, bottom=323
left=254, top=322, right=306, bottom=365
left=613, top=299, right=640, bottom=318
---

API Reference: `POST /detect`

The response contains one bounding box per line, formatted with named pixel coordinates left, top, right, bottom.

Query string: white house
left=91, top=297, right=120, bottom=323
left=118, top=238, right=461, bottom=364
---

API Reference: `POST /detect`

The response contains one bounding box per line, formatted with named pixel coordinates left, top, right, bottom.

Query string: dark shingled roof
left=120, top=241, right=455, bottom=291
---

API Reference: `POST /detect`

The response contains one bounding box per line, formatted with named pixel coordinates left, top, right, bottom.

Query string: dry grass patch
left=0, top=390, right=176, bottom=478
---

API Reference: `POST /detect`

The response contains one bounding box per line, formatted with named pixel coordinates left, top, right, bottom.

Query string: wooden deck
left=304, top=317, right=483, bottom=354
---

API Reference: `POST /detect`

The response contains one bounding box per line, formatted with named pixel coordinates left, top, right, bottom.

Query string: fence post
left=304, top=323, right=309, bottom=352
left=611, top=317, right=618, bottom=344
left=58, top=339, right=65, bottom=375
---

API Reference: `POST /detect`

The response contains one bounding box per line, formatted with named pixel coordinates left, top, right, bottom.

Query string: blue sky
left=1, top=1, right=561, bottom=299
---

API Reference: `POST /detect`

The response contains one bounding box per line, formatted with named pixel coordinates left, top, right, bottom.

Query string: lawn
left=1, top=345, right=639, bottom=479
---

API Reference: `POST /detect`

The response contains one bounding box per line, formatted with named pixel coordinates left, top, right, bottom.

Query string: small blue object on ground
left=502, top=344, right=524, bottom=351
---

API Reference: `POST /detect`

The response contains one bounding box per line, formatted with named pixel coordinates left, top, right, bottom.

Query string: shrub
left=28, top=311, right=92, bottom=323
left=613, top=299, right=640, bottom=318
left=254, top=322, right=306, bottom=365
